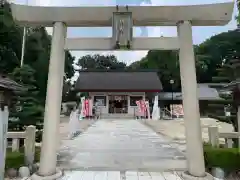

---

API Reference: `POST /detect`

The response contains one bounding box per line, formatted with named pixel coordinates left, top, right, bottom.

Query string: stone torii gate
left=10, top=2, right=234, bottom=180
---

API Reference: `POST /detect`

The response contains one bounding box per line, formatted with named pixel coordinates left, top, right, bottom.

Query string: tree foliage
left=77, top=54, right=126, bottom=70
left=0, top=3, right=75, bottom=102
left=209, top=59, right=239, bottom=122
left=128, top=50, right=181, bottom=92
left=9, top=65, right=44, bottom=130
left=128, top=29, right=240, bottom=93
left=24, top=27, right=75, bottom=101
left=0, top=2, right=75, bottom=127
left=0, top=3, right=22, bottom=73
left=204, top=29, right=240, bottom=147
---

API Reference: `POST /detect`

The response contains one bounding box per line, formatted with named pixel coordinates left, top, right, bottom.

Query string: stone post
left=24, top=125, right=36, bottom=166
left=12, top=138, right=20, bottom=152
left=177, top=20, right=207, bottom=178
left=0, top=106, right=9, bottom=180
left=208, top=126, right=219, bottom=147
left=238, top=105, right=240, bottom=152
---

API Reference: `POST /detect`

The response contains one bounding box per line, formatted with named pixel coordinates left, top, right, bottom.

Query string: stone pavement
left=59, top=171, right=184, bottom=180
left=58, top=119, right=186, bottom=171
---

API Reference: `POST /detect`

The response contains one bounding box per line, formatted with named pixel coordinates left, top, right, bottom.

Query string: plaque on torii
left=112, top=5, right=133, bottom=50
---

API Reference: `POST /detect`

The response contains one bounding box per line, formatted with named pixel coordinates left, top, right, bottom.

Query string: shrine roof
left=158, top=84, right=223, bottom=101
left=0, top=75, right=25, bottom=92
left=223, top=79, right=240, bottom=90
left=75, top=70, right=162, bottom=92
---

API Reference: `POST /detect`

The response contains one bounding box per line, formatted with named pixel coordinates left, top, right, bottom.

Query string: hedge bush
left=5, top=151, right=25, bottom=169
left=204, top=144, right=240, bottom=170
left=5, top=147, right=41, bottom=169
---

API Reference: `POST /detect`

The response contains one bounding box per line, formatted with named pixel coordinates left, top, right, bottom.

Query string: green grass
left=5, top=146, right=41, bottom=169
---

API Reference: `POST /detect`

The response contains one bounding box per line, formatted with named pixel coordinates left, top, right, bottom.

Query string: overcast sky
left=14, top=0, right=237, bottom=65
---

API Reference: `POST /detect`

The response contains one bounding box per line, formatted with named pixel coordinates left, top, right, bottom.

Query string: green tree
left=77, top=54, right=126, bottom=70
left=128, top=49, right=213, bottom=92
left=0, top=2, right=75, bottom=104
left=0, top=2, right=22, bottom=73
left=128, top=50, right=181, bottom=92
left=62, top=79, right=78, bottom=102
left=194, top=30, right=240, bottom=83
left=128, top=29, right=240, bottom=88
left=208, top=47, right=240, bottom=147
left=24, top=27, right=75, bottom=102
left=9, top=65, right=44, bottom=130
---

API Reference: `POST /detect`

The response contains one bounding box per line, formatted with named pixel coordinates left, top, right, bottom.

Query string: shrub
left=5, top=151, right=25, bottom=169
left=204, top=144, right=240, bottom=170
left=35, top=147, right=41, bottom=162
left=5, top=147, right=41, bottom=169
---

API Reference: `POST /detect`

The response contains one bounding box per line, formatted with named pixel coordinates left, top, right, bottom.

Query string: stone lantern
left=223, top=78, right=240, bottom=148
left=223, top=79, right=240, bottom=103
left=0, top=74, right=25, bottom=179
left=0, top=75, right=25, bottom=108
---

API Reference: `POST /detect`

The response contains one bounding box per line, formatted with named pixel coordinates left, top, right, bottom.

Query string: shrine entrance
left=108, top=95, right=128, bottom=114
left=10, top=2, right=234, bottom=179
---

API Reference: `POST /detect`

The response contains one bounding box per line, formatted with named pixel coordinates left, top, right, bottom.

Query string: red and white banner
left=83, top=99, right=93, bottom=117
left=170, top=104, right=184, bottom=117
left=136, top=100, right=150, bottom=118
left=136, top=100, right=144, bottom=116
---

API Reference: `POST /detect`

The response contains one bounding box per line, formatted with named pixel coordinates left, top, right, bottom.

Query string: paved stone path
left=59, top=171, right=184, bottom=180
left=58, top=119, right=186, bottom=171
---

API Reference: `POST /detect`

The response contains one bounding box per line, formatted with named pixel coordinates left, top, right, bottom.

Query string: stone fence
left=208, top=126, right=240, bottom=148
left=7, top=125, right=36, bottom=165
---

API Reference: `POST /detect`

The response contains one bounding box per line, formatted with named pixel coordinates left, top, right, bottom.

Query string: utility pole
left=237, top=0, right=240, bottom=29
left=20, top=0, right=28, bottom=67
left=20, top=27, right=27, bottom=67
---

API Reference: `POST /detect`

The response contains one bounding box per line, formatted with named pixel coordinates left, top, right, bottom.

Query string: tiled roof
left=158, top=84, right=222, bottom=100
left=75, top=70, right=162, bottom=92
left=223, top=79, right=240, bottom=90
left=0, top=75, right=25, bottom=92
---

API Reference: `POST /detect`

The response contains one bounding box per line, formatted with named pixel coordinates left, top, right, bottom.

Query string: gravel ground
left=143, top=118, right=234, bottom=152
left=144, top=118, right=233, bottom=141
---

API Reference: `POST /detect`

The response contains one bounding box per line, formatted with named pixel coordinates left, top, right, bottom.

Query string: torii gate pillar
left=177, top=20, right=206, bottom=178
left=31, top=22, right=67, bottom=179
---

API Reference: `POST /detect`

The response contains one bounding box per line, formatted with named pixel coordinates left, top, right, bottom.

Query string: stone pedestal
left=181, top=171, right=214, bottom=180
left=30, top=169, right=62, bottom=180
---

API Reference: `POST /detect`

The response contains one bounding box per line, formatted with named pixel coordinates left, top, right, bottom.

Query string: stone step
left=58, top=171, right=184, bottom=180
left=100, top=114, right=134, bottom=119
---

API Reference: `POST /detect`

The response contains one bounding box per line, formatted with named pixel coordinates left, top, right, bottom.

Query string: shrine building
left=75, top=70, right=162, bottom=118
